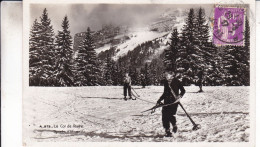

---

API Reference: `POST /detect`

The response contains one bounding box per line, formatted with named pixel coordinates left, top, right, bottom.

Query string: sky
left=30, top=4, right=214, bottom=36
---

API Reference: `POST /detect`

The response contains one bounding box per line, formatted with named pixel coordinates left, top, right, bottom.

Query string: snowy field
left=23, top=86, right=250, bottom=142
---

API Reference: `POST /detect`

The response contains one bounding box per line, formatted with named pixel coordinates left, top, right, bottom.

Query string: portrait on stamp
left=213, top=6, right=246, bottom=46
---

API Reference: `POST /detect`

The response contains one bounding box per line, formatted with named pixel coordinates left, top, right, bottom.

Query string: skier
left=140, top=74, right=146, bottom=88
left=197, top=68, right=203, bottom=92
left=156, top=71, right=185, bottom=137
left=123, top=73, right=134, bottom=100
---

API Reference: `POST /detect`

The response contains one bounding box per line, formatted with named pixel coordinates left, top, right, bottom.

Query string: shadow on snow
left=80, top=96, right=123, bottom=100
left=34, top=129, right=165, bottom=140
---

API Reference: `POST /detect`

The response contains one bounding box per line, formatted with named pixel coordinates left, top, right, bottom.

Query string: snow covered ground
left=23, top=86, right=250, bottom=142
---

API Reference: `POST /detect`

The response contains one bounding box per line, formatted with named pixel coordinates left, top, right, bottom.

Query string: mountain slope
left=73, top=8, right=187, bottom=63
left=97, top=30, right=169, bottom=60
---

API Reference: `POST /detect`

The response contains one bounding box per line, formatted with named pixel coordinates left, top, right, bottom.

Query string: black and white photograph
left=22, top=0, right=255, bottom=146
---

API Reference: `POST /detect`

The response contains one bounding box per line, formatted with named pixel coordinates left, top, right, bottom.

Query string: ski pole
left=132, top=87, right=140, bottom=97
left=178, top=102, right=201, bottom=130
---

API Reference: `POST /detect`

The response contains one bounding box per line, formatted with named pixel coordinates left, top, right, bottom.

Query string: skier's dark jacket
left=197, top=70, right=203, bottom=79
left=157, top=77, right=185, bottom=112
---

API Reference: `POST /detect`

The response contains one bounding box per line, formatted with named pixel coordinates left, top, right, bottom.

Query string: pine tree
left=29, top=19, right=43, bottom=85
left=224, top=17, right=250, bottom=86
left=222, top=46, right=239, bottom=85
left=244, top=17, right=250, bottom=54
left=29, top=8, right=56, bottom=86
left=54, top=16, right=74, bottom=86
left=104, top=54, right=113, bottom=85
left=203, top=45, right=223, bottom=85
left=117, top=57, right=123, bottom=84
left=150, top=54, right=164, bottom=85
left=96, top=59, right=106, bottom=85
left=74, top=27, right=98, bottom=86
left=149, top=60, right=157, bottom=85
left=212, top=47, right=226, bottom=85
left=175, top=45, right=189, bottom=77
left=177, top=8, right=200, bottom=85
left=181, top=8, right=197, bottom=50
left=144, top=63, right=151, bottom=85
left=39, top=8, right=56, bottom=86
left=111, top=60, right=120, bottom=86
left=129, top=67, right=139, bottom=85
left=111, top=62, right=121, bottom=85
left=195, top=8, right=209, bottom=46
left=242, top=17, right=250, bottom=85
left=194, top=8, right=220, bottom=85
left=195, top=8, right=213, bottom=67
left=177, top=8, right=214, bottom=85
left=164, top=29, right=179, bottom=72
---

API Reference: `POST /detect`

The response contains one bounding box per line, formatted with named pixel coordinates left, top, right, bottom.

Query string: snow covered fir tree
left=29, top=8, right=56, bottom=86
left=73, top=27, right=99, bottom=86
left=54, top=16, right=74, bottom=86
left=29, top=7, right=250, bottom=86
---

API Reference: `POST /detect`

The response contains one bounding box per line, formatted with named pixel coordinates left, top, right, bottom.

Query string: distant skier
left=140, top=74, right=146, bottom=88
left=156, top=71, right=185, bottom=137
left=197, top=68, right=203, bottom=92
left=123, top=73, right=134, bottom=100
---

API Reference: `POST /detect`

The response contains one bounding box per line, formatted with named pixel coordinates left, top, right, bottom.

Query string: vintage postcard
left=22, top=0, right=256, bottom=146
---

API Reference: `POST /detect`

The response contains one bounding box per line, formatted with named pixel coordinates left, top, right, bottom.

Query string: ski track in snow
left=23, top=86, right=250, bottom=142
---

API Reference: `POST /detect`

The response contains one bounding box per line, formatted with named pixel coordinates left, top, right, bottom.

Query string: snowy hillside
left=23, top=86, right=250, bottom=142
left=96, top=30, right=169, bottom=60
left=97, top=8, right=187, bottom=61
left=74, top=8, right=187, bottom=61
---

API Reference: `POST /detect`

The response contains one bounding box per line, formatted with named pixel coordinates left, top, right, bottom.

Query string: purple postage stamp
left=213, top=7, right=245, bottom=46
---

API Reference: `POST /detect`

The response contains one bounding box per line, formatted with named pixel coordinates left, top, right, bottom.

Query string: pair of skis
left=142, top=99, right=201, bottom=130
left=141, top=98, right=181, bottom=113
left=132, top=86, right=200, bottom=130
left=141, top=84, right=201, bottom=131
